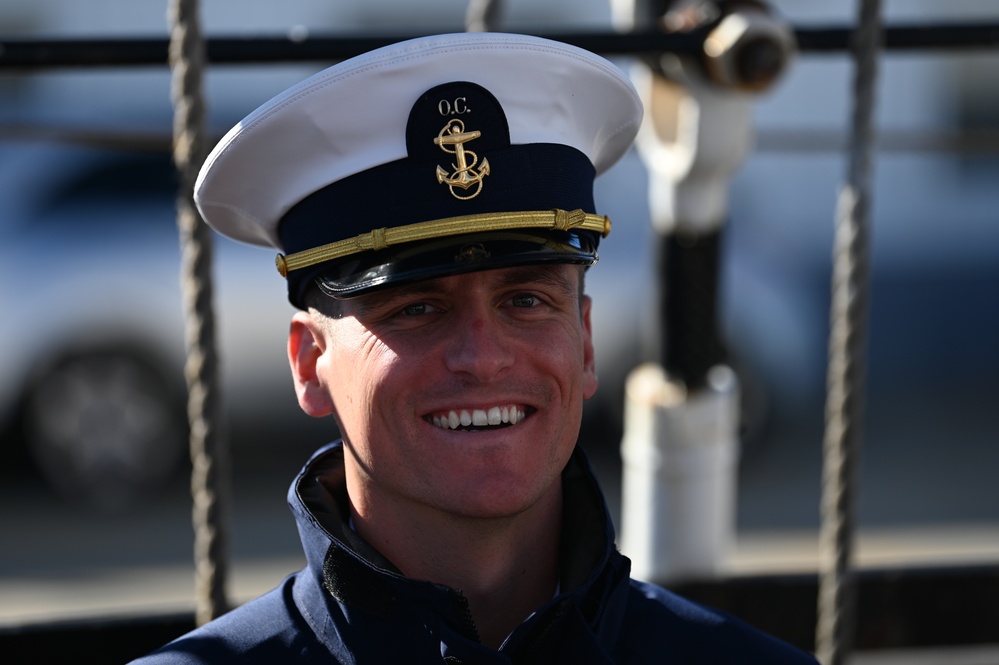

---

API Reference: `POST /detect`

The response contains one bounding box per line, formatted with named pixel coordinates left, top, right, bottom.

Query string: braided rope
left=167, top=0, right=231, bottom=626
left=816, top=0, right=881, bottom=663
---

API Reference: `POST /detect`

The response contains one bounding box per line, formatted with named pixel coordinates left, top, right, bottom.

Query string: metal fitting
left=702, top=6, right=797, bottom=92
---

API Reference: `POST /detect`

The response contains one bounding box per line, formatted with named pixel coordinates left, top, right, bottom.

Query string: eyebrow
left=493, top=265, right=577, bottom=298
left=349, top=266, right=578, bottom=316
left=347, top=279, right=448, bottom=318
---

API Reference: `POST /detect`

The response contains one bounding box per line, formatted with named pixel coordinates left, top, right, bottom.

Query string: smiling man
left=136, top=32, right=816, bottom=664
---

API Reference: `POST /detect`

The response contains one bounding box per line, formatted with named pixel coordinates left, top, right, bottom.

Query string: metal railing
left=1, top=10, right=997, bottom=664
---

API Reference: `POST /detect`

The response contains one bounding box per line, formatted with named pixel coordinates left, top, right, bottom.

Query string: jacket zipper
left=451, top=590, right=482, bottom=643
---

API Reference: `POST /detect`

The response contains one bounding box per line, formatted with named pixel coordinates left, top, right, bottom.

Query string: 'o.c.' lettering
left=437, top=97, right=470, bottom=116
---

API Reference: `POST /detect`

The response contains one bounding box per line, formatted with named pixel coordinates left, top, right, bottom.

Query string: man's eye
left=400, top=302, right=438, bottom=316
left=510, top=294, right=540, bottom=308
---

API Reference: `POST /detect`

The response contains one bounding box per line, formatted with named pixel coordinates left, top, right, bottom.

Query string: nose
left=443, top=304, right=514, bottom=383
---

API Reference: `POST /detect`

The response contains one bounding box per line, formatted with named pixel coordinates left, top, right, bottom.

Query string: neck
left=350, top=482, right=563, bottom=650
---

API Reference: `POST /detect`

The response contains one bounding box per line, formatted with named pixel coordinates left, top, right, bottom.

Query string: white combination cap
left=195, top=32, right=643, bottom=307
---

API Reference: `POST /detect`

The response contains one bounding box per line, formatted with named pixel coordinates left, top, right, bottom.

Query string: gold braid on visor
left=275, top=208, right=611, bottom=278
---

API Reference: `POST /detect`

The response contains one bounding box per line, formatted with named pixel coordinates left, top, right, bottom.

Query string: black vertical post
left=657, top=228, right=726, bottom=390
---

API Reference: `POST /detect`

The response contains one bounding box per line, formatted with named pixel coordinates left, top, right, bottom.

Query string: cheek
left=560, top=321, right=593, bottom=383
left=325, top=330, right=401, bottom=423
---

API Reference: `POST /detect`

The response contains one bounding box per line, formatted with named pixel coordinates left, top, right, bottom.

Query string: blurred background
left=0, top=0, right=997, bottom=645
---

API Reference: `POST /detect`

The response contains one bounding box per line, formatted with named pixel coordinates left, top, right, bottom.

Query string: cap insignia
left=434, top=119, right=490, bottom=200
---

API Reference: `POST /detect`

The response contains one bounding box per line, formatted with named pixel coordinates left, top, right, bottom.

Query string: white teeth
left=430, top=405, right=526, bottom=430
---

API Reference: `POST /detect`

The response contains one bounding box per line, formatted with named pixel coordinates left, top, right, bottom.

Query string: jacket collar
left=287, top=441, right=630, bottom=663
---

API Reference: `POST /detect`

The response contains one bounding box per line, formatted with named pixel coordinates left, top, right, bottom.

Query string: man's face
left=291, top=264, right=598, bottom=520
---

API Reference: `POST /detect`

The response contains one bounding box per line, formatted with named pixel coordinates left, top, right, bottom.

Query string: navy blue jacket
left=135, top=442, right=817, bottom=663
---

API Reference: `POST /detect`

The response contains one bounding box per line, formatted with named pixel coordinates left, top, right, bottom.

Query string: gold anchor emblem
left=434, top=119, right=490, bottom=200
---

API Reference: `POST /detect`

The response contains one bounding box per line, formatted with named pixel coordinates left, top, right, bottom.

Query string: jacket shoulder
left=614, top=580, right=818, bottom=664
left=130, top=575, right=335, bottom=664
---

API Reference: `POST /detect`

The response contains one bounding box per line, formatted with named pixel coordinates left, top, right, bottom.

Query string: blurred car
left=0, top=142, right=303, bottom=508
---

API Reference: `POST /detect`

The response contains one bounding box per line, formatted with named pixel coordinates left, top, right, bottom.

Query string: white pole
left=621, top=363, right=740, bottom=581
left=615, top=2, right=796, bottom=583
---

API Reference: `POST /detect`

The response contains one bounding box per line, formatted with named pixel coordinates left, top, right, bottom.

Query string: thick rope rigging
left=167, top=0, right=231, bottom=627
left=815, top=0, right=881, bottom=663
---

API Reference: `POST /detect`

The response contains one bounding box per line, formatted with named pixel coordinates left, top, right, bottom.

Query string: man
left=137, top=32, right=816, bottom=663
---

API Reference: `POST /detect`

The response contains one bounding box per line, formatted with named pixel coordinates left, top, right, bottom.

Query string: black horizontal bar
left=671, top=563, right=999, bottom=653
left=0, top=23, right=997, bottom=70
left=0, top=31, right=706, bottom=69
left=796, top=22, right=999, bottom=52
left=2, top=564, right=997, bottom=660
left=0, top=612, right=195, bottom=665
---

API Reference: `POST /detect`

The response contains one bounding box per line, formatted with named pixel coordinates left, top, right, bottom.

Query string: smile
left=427, top=405, right=528, bottom=431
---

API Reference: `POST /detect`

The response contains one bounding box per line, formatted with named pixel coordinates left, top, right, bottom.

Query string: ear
left=580, top=295, right=599, bottom=401
left=288, top=311, right=335, bottom=417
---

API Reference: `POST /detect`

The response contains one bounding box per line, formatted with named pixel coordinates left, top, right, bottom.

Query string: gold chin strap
left=275, top=208, right=611, bottom=278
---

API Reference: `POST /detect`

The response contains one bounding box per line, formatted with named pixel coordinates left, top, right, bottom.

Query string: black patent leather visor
left=309, top=228, right=599, bottom=301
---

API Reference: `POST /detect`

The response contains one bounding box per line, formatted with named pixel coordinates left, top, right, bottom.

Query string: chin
left=434, top=472, right=560, bottom=521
